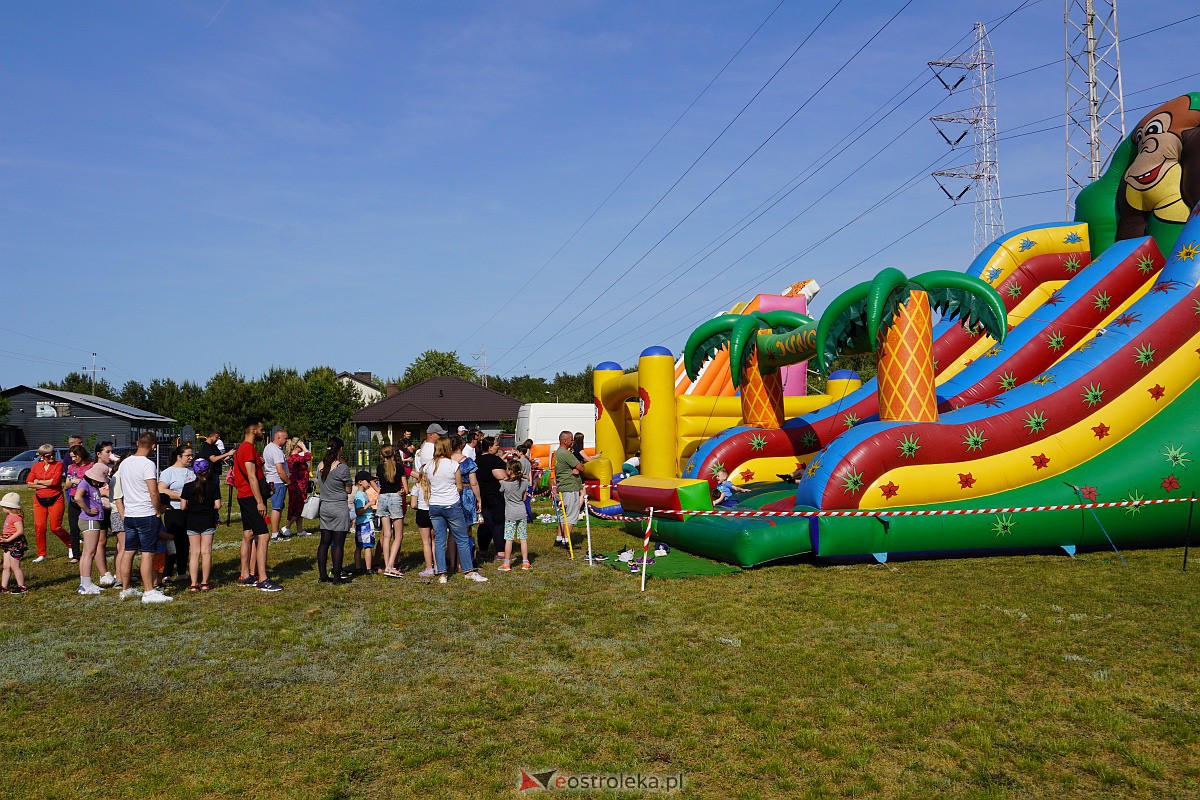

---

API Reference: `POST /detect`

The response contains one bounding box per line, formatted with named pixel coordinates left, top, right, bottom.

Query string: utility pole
left=1064, top=0, right=1124, bottom=214
left=472, top=348, right=488, bottom=387
left=929, top=21, right=1005, bottom=254
left=83, top=352, right=106, bottom=395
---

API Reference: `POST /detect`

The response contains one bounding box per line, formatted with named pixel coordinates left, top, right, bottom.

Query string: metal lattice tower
left=928, top=21, right=1004, bottom=254
left=1064, top=0, right=1124, bottom=214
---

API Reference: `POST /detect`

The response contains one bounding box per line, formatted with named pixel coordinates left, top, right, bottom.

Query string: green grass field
left=2, top=482, right=1198, bottom=799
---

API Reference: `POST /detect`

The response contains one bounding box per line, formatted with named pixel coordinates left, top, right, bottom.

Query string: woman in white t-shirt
left=422, top=437, right=486, bottom=584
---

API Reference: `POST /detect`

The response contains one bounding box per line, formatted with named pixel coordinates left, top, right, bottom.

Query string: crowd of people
left=0, top=418, right=592, bottom=602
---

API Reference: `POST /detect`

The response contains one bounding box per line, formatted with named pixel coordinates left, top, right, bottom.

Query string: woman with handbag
left=285, top=439, right=313, bottom=536
left=316, top=437, right=353, bottom=584
left=25, top=444, right=71, bottom=562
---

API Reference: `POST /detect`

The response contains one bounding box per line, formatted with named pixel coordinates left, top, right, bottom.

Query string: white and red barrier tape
left=590, top=496, right=1195, bottom=522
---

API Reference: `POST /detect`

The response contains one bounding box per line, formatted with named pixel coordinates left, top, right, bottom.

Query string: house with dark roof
left=352, top=376, right=522, bottom=442
left=0, top=385, right=177, bottom=451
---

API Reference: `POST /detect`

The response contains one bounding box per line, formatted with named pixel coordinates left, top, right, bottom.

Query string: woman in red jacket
left=26, top=444, right=71, bottom=562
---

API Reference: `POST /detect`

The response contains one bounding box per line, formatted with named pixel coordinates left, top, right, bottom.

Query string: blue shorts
left=356, top=521, right=376, bottom=548
left=270, top=482, right=287, bottom=511
left=124, top=515, right=159, bottom=554
left=377, top=492, right=405, bottom=518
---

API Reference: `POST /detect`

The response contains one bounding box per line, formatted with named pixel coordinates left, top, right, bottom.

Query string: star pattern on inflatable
left=963, top=427, right=987, bottom=452
left=748, top=434, right=768, bottom=452
left=1193, top=300, right=1200, bottom=317
left=880, top=482, right=899, bottom=499
left=1024, top=410, right=1048, bottom=434
left=1092, top=422, right=1111, bottom=440
left=1019, top=238, right=1036, bottom=252
left=1151, top=280, right=1183, bottom=294
left=1064, top=232, right=1083, bottom=244
left=1176, top=242, right=1199, bottom=261
left=897, top=434, right=922, bottom=458
left=1163, top=443, right=1191, bottom=469
left=807, top=460, right=821, bottom=478
left=840, top=468, right=865, bottom=494
left=1124, top=489, right=1145, bottom=516
left=1081, top=382, right=1105, bottom=408
left=1134, top=343, right=1157, bottom=367
left=1162, top=475, right=1180, bottom=492
left=1062, top=254, right=1083, bottom=273
left=1045, top=290, right=1066, bottom=307
left=1046, top=330, right=1067, bottom=352
left=1031, top=375, right=1056, bottom=386
left=841, top=412, right=860, bottom=429
left=1080, top=485, right=1098, bottom=501
left=991, top=514, right=1016, bottom=537
left=800, top=431, right=819, bottom=450
left=958, top=472, right=977, bottom=489
left=1136, top=255, right=1158, bottom=275
left=707, top=461, right=726, bottom=477
left=987, top=267, right=1003, bottom=282
left=1148, top=384, right=1166, bottom=401
left=1092, top=291, right=1112, bottom=311
left=1031, top=453, right=1050, bottom=470
left=1113, top=312, right=1141, bottom=327
left=739, top=469, right=755, bottom=482
left=982, top=396, right=1005, bottom=408
left=1006, top=284, right=1023, bottom=299
left=998, top=372, right=1018, bottom=391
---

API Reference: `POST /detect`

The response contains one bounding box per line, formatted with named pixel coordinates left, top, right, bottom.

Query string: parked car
left=0, top=448, right=72, bottom=484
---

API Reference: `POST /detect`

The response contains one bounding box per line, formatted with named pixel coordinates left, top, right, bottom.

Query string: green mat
left=597, top=550, right=741, bottom=580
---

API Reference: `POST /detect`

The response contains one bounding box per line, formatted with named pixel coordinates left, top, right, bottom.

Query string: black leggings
left=317, top=529, right=348, bottom=579
left=479, top=497, right=506, bottom=553
left=163, top=509, right=190, bottom=577
left=67, top=501, right=82, bottom=558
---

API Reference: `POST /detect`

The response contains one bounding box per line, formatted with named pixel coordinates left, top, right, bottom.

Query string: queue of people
left=0, top=420, right=577, bottom=600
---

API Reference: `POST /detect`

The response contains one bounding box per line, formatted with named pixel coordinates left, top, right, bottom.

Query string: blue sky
left=1, top=0, right=1196, bottom=390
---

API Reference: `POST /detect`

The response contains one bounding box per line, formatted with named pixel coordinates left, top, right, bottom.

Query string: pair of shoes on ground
left=77, top=584, right=102, bottom=595
left=436, top=571, right=488, bottom=583
left=497, top=561, right=532, bottom=572
left=4, top=585, right=29, bottom=594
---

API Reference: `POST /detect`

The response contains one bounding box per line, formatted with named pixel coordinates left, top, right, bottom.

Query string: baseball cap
left=427, top=423, right=448, bottom=436
left=355, top=470, right=374, bottom=483
left=457, top=425, right=467, bottom=434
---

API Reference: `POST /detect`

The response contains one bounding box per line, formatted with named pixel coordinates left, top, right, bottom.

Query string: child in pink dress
left=1, top=492, right=29, bottom=593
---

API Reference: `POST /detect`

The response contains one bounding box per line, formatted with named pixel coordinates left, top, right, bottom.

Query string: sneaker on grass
left=256, top=579, right=283, bottom=593
left=118, top=588, right=143, bottom=600
left=141, top=589, right=173, bottom=604
left=464, top=572, right=488, bottom=583
left=98, top=573, right=115, bottom=587
left=77, top=584, right=101, bottom=595
left=236, top=575, right=257, bottom=587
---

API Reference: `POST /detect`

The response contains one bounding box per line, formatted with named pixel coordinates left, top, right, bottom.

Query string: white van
left=515, top=403, right=595, bottom=450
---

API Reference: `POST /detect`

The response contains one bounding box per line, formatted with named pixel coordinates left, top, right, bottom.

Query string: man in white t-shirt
left=414, top=423, right=446, bottom=474
left=117, top=432, right=171, bottom=604
left=262, top=428, right=290, bottom=539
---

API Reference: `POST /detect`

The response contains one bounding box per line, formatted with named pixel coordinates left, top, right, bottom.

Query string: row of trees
left=34, top=351, right=597, bottom=442
left=40, top=366, right=362, bottom=444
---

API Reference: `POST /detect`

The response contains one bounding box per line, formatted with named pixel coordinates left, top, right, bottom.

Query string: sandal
left=199, top=583, right=212, bottom=592
left=188, top=584, right=200, bottom=592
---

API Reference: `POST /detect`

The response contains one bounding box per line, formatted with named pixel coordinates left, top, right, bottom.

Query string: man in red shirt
left=232, top=416, right=281, bottom=592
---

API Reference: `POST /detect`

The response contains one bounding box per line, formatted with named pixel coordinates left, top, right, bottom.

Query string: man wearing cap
left=414, top=423, right=447, bottom=474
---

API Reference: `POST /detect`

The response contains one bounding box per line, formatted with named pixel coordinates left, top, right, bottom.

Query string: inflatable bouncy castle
left=593, top=92, right=1200, bottom=566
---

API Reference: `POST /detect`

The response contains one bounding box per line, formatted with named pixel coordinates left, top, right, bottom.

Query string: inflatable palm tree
left=814, top=268, right=1007, bottom=422
left=683, top=310, right=814, bottom=428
